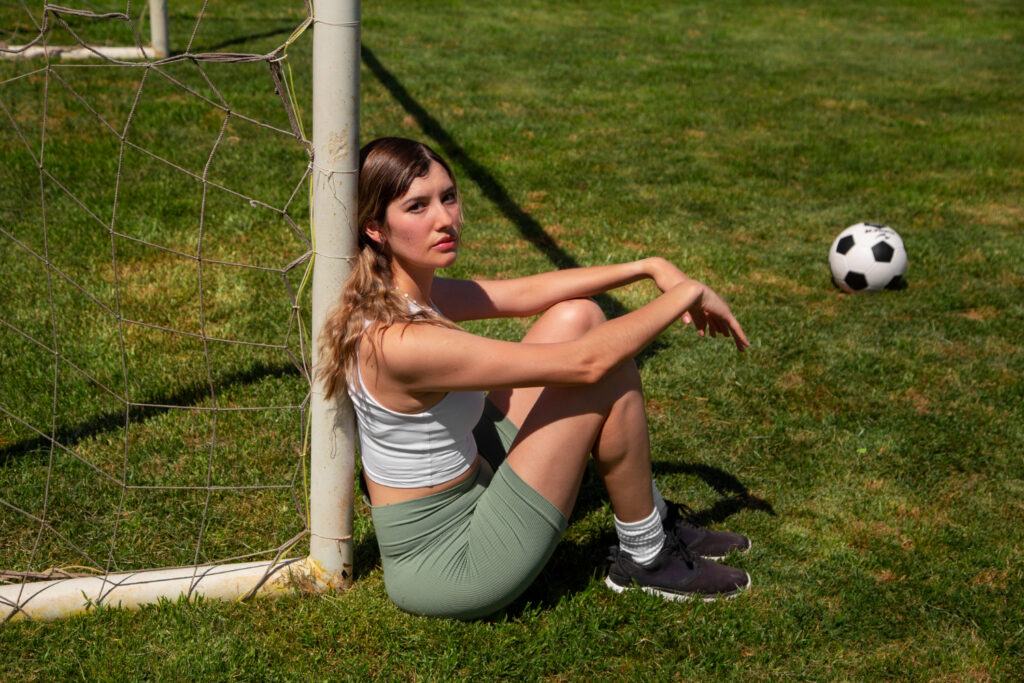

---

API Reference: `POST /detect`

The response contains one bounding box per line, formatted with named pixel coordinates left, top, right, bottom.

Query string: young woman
left=319, top=137, right=753, bottom=619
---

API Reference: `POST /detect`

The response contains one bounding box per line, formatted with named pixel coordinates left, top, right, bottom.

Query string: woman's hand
left=683, top=284, right=750, bottom=352
left=646, top=259, right=748, bottom=350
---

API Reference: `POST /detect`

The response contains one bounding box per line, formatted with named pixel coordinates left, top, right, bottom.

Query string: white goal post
left=307, top=0, right=360, bottom=593
left=0, top=0, right=359, bottom=622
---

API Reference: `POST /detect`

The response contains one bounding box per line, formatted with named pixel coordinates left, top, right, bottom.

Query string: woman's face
left=373, top=161, right=462, bottom=276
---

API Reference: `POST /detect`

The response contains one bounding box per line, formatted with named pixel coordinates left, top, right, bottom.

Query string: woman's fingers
left=689, top=307, right=708, bottom=336
left=687, top=288, right=750, bottom=351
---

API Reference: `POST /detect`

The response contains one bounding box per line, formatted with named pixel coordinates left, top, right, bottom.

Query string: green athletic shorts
left=369, top=402, right=568, bottom=619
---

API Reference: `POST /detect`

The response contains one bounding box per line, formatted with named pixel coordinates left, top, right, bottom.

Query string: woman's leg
left=490, top=298, right=751, bottom=560
left=490, top=299, right=750, bottom=602
left=490, top=299, right=655, bottom=521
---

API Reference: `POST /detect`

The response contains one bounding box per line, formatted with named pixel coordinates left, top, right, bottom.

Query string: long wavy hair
left=317, top=137, right=460, bottom=400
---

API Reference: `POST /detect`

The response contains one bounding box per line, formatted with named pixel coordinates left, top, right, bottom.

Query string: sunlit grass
left=2, top=0, right=1023, bottom=679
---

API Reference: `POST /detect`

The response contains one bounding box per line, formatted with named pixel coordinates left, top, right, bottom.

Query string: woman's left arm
left=434, top=257, right=688, bottom=322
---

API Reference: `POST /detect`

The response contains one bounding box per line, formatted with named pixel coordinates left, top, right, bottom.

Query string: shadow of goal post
left=0, top=0, right=359, bottom=622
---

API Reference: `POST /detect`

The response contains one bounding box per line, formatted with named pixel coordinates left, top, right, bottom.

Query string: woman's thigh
left=485, top=298, right=648, bottom=518
left=372, top=464, right=566, bottom=619
left=486, top=298, right=606, bottom=429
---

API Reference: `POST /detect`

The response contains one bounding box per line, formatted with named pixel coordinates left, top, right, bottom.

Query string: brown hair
left=317, top=138, right=459, bottom=399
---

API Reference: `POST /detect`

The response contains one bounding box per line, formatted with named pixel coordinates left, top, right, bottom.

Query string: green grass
left=3, top=0, right=1023, bottom=679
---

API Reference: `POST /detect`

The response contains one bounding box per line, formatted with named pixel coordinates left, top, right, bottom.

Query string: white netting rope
left=0, top=1, right=325, bottom=608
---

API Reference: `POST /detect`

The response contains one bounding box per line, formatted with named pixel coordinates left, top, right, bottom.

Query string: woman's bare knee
left=527, top=298, right=606, bottom=343
left=550, top=298, right=606, bottom=330
left=502, top=300, right=630, bottom=422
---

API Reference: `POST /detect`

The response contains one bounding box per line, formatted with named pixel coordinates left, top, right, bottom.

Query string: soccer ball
left=828, top=222, right=908, bottom=293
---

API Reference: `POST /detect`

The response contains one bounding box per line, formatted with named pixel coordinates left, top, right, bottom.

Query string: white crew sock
left=651, top=479, right=668, bottom=521
left=614, top=508, right=666, bottom=567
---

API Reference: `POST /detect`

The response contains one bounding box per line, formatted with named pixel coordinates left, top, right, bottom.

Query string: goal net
left=1, top=0, right=357, bottom=622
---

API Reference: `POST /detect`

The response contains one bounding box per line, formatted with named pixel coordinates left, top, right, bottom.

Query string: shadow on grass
left=353, top=532, right=382, bottom=576
left=0, top=361, right=301, bottom=467
left=652, top=461, right=777, bottom=526
left=194, top=24, right=300, bottom=54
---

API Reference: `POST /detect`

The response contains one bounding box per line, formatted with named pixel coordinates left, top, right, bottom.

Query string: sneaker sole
left=604, top=573, right=751, bottom=603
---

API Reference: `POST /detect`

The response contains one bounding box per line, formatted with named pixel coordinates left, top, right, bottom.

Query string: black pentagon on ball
left=844, top=271, right=869, bottom=291
left=836, top=235, right=855, bottom=255
left=872, top=241, right=895, bottom=262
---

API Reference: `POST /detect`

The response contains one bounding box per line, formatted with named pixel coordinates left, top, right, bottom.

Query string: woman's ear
left=365, top=221, right=386, bottom=246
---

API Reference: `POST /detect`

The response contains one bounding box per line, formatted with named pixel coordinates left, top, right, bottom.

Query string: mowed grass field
left=2, top=0, right=1023, bottom=679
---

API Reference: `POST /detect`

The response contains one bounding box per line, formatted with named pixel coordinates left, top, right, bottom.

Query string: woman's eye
left=443, top=192, right=458, bottom=204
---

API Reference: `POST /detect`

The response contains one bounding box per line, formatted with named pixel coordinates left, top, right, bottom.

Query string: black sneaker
left=604, top=533, right=750, bottom=602
left=664, top=501, right=751, bottom=561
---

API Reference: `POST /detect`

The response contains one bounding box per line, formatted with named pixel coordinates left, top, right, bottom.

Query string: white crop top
left=348, top=349, right=484, bottom=488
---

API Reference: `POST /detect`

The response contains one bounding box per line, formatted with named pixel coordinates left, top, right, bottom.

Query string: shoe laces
left=668, top=502, right=703, bottom=530
left=607, top=534, right=699, bottom=569
left=662, top=528, right=699, bottom=568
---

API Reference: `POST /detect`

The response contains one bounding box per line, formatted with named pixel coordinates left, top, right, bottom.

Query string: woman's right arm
left=432, top=257, right=692, bottom=322
left=376, top=278, right=748, bottom=395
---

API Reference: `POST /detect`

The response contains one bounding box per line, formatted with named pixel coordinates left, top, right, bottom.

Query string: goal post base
left=0, top=45, right=165, bottom=61
left=0, top=556, right=346, bottom=623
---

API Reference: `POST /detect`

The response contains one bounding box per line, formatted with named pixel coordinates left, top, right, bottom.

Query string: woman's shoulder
left=431, top=277, right=496, bottom=322
left=361, top=317, right=458, bottom=366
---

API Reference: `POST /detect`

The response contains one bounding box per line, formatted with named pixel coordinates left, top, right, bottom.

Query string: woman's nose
left=433, top=202, right=454, bottom=229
